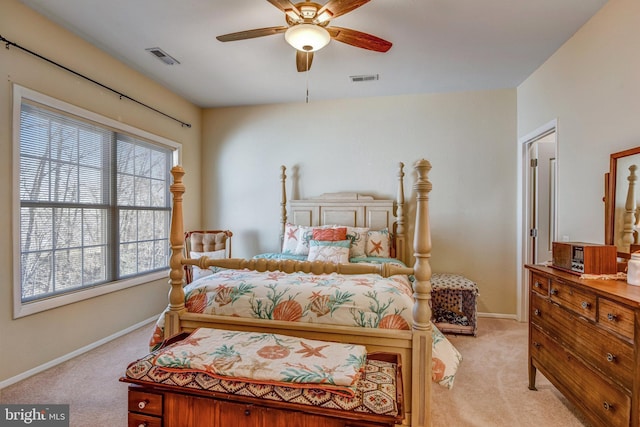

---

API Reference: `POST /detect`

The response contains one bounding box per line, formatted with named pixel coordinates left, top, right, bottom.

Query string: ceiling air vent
left=350, top=74, right=379, bottom=82
left=146, top=47, right=180, bottom=65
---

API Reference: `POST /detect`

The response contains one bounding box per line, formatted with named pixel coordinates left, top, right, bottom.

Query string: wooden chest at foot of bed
left=127, top=383, right=400, bottom=427
left=123, top=351, right=404, bottom=427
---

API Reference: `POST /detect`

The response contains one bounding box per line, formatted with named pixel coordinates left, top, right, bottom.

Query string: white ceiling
left=19, top=0, right=608, bottom=108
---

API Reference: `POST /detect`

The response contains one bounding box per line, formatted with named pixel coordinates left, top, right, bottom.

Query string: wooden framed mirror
left=606, top=146, right=640, bottom=258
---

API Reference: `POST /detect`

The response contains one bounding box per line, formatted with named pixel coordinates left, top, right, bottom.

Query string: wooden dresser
left=525, top=264, right=640, bottom=427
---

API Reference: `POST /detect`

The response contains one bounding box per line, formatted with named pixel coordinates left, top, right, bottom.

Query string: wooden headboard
left=290, top=193, right=394, bottom=229
left=279, top=164, right=407, bottom=264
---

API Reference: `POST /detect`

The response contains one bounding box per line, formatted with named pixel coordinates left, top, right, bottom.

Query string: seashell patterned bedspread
left=150, top=268, right=462, bottom=388
left=151, top=328, right=367, bottom=396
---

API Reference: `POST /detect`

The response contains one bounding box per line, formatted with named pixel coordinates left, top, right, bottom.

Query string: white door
left=528, top=135, right=556, bottom=264
left=519, top=126, right=557, bottom=321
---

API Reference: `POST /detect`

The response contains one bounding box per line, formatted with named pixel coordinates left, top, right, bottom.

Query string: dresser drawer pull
left=607, top=313, right=618, bottom=322
left=603, top=401, right=614, bottom=411
left=534, top=281, right=542, bottom=288
left=138, top=423, right=148, bottom=427
left=550, top=288, right=558, bottom=295
left=137, top=400, right=148, bottom=410
left=534, top=309, right=541, bottom=316
left=581, top=301, right=591, bottom=309
left=606, top=353, right=616, bottom=363
left=532, top=341, right=541, bottom=349
left=245, top=409, right=251, bottom=416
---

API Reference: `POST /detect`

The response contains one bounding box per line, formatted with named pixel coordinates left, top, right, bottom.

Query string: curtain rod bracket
left=0, top=34, right=192, bottom=128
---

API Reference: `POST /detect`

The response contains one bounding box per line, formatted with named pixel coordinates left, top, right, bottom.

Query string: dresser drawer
left=532, top=294, right=634, bottom=390
left=529, top=291, right=550, bottom=330
left=128, top=412, right=162, bottom=427
left=549, top=279, right=596, bottom=321
left=530, top=327, right=631, bottom=427
left=598, top=297, right=635, bottom=342
left=530, top=272, right=549, bottom=296
left=129, top=389, right=163, bottom=416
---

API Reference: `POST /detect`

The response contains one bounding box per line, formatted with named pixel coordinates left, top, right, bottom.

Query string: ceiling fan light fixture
left=285, top=24, right=330, bottom=52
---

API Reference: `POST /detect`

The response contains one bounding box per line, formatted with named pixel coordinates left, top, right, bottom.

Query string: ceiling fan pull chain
left=306, top=51, right=310, bottom=103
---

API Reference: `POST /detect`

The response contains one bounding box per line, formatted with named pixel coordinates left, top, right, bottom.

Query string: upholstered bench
left=431, top=273, right=478, bottom=336
left=121, top=329, right=404, bottom=427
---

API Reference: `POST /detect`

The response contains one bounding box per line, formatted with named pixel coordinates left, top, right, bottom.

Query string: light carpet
left=432, top=317, right=591, bottom=426
left=0, top=318, right=590, bottom=426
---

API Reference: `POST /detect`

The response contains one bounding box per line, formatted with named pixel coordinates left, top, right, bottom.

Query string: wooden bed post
left=166, top=165, right=187, bottom=339
left=622, top=164, right=638, bottom=251
left=280, top=165, right=287, bottom=250
left=396, top=162, right=406, bottom=264
left=411, top=159, right=433, bottom=427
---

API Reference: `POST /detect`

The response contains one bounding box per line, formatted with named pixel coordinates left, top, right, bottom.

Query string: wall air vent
left=349, top=74, right=379, bottom=82
left=145, top=47, right=180, bottom=65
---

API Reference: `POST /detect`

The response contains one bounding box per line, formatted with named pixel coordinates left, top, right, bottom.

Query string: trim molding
left=478, top=312, right=519, bottom=321
left=0, top=315, right=158, bottom=390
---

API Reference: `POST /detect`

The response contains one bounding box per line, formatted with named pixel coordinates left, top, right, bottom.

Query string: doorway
left=517, top=121, right=558, bottom=321
left=528, top=132, right=557, bottom=265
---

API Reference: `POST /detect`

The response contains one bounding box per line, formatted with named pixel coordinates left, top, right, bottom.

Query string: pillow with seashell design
left=307, top=239, right=351, bottom=264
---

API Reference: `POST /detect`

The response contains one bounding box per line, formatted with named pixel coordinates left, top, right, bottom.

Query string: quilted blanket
left=150, top=269, right=414, bottom=350
left=125, top=351, right=402, bottom=417
left=151, top=328, right=366, bottom=396
left=149, top=268, right=462, bottom=389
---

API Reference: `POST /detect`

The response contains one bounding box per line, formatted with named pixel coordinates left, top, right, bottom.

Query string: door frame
left=516, top=119, right=558, bottom=322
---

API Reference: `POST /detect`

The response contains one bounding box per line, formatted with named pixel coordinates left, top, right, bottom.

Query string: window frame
left=12, top=84, right=181, bottom=318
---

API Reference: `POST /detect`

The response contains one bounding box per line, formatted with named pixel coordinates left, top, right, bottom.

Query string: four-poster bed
left=156, top=160, right=439, bottom=426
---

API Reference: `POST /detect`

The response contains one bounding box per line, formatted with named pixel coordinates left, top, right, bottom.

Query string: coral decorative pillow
left=307, top=240, right=351, bottom=264
left=366, top=228, right=390, bottom=258
left=313, top=227, right=347, bottom=241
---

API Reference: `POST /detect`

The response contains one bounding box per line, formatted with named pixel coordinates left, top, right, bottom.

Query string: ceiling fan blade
left=316, top=0, right=371, bottom=22
left=216, top=26, right=288, bottom=42
left=296, top=50, right=314, bottom=72
left=327, top=26, right=392, bottom=52
left=266, top=0, right=301, bottom=20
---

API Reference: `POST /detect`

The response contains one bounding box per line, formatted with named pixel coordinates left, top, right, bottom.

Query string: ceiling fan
left=216, top=0, right=392, bottom=72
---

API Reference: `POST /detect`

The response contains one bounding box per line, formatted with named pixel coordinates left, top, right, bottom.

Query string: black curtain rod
left=1, top=34, right=192, bottom=128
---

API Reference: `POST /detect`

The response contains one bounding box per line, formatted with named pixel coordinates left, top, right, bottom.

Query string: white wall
left=518, top=0, right=640, bottom=245
left=203, top=89, right=518, bottom=316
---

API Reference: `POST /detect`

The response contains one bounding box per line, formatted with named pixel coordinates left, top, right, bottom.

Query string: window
left=13, top=85, right=180, bottom=318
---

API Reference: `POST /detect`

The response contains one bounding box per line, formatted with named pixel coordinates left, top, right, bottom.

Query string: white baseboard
left=478, top=312, right=520, bottom=321
left=0, top=315, right=157, bottom=390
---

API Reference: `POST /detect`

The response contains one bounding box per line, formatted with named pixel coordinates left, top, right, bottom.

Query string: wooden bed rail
left=182, top=257, right=414, bottom=277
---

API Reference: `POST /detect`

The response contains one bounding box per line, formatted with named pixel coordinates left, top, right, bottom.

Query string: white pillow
left=282, top=223, right=300, bottom=254
left=346, top=226, right=369, bottom=259
left=307, top=240, right=351, bottom=264
left=190, top=249, right=226, bottom=281
left=294, top=225, right=315, bottom=255
left=366, top=228, right=391, bottom=258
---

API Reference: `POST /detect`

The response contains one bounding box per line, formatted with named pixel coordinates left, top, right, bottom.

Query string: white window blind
left=16, top=94, right=175, bottom=313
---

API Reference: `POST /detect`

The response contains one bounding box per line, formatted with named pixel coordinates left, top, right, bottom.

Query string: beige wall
left=202, top=89, right=518, bottom=317
left=0, top=1, right=202, bottom=383
left=518, top=0, right=640, bottom=246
